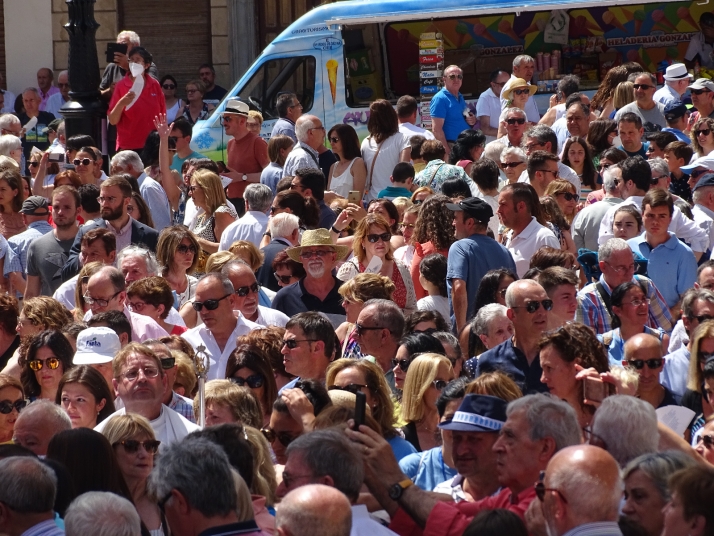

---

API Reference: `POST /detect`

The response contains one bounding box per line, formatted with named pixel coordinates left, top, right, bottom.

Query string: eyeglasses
left=73, top=158, right=93, bottom=166
left=177, top=244, right=197, bottom=254
left=157, top=491, right=173, bottom=514
left=650, top=175, right=669, bottom=184
left=120, top=366, right=160, bottom=382
left=626, top=358, right=664, bottom=370
left=127, top=301, right=147, bottom=312
left=697, top=129, right=712, bottom=137
left=222, top=115, right=235, bottom=123
left=535, top=481, right=568, bottom=504
left=329, top=137, right=340, bottom=144
left=633, top=84, right=654, bottom=90
left=308, top=126, right=325, bottom=132
left=83, top=291, right=121, bottom=307
left=512, top=88, right=531, bottom=96
left=691, top=315, right=714, bottom=324
left=168, top=136, right=180, bottom=144
left=230, top=374, right=265, bottom=388
left=582, top=426, right=608, bottom=449
left=274, top=272, right=294, bottom=284
left=299, top=249, right=333, bottom=259
left=391, top=358, right=410, bottom=372
left=283, top=339, right=317, bottom=349
left=160, top=357, right=176, bottom=369
left=355, top=323, right=386, bottom=336
left=0, top=399, right=26, bottom=414
left=506, top=118, right=526, bottom=125
left=192, top=294, right=231, bottom=311
left=162, top=84, right=176, bottom=90
left=626, top=298, right=648, bottom=307
left=557, top=192, right=578, bottom=201
left=604, top=261, right=635, bottom=274
left=598, top=163, right=612, bottom=171
left=114, top=439, right=161, bottom=454
left=511, top=299, right=553, bottom=313
left=691, top=89, right=712, bottom=95
left=186, top=89, right=199, bottom=94
left=235, top=282, right=260, bottom=297
left=501, top=161, right=523, bottom=169
left=698, top=434, right=714, bottom=448
left=399, top=222, right=415, bottom=229
left=447, top=74, right=464, bottom=80
left=432, top=380, right=448, bottom=390
left=188, top=185, right=201, bottom=193
left=537, top=169, right=560, bottom=178
left=366, top=232, right=391, bottom=243
left=28, top=161, right=40, bottom=168
left=97, top=196, right=119, bottom=204
left=57, top=83, right=70, bottom=89
left=261, top=427, right=297, bottom=447
left=289, top=102, right=303, bottom=109
left=328, top=383, right=368, bottom=395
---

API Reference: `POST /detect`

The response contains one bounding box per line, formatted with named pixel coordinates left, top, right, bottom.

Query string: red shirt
left=109, top=74, right=166, bottom=150
left=226, top=132, right=269, bottom=198
left=410, top=242, right=449, bottom=300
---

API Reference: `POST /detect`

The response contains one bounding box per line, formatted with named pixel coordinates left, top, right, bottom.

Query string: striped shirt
left=20, top=519, right=65, bottom=536
left=563, top=522, right=622, bottom=536
left=169, top=391, right=196, bottom=423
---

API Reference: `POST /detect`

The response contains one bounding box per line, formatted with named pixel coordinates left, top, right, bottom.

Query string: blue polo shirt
left=473, top=338, right=549, bottom=394
left=430, top=88, right=470, bottom=142
left=627, top=232, right=697, bottom=308
left=446, top=234, right=516, bottom=324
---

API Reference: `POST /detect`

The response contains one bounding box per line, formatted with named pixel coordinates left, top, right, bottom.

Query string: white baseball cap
left=73, top=327, right=121, bottom=365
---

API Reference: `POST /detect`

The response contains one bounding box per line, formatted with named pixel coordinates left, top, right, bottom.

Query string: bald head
left=276, top=484, right=351, bottom=536
left=543, top=445, right=622, bottom=535
left=13, top=400, right=72, bottom=456
left=623, top=333, right=662, bottom=361
left=505, top=279, right=550, bottom=336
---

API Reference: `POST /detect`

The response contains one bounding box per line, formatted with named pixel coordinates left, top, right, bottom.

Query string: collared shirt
left=575, top=274, right=673, bottom=335
left=504, top=216, right=560, bottom=277
left=475, top=337, right=548, bottom=394
left=627, top=233, right=697, bottom=308
left=5, top=220, right=53, bottom=276
left=254, top=305, right=289, bottom=327
left=271, top=117, right=297, bottom=142
left=399, top=446, right=457, bottom=491
left=107, top=217, right=133, bottom=255
left=692, top=204, right=714, bottom=251
left=197, top=519, right=264, bottom=536
left=20, top=519, right=64, bottom=536
left=169, top=390, right=196, bottom=423
left=271, top=276, right=346, bottom=328
left=282, top=142, right=320, bottom=178
left=44, top=92, right=69, bottom=118
left=661, top=346, right=690, bottom=402
left=351, top=504, right=399, bottom=536
left=433, top=474, right=469, bottom=502
left=136, top=172, right=172, bottom=231
left=654, top=84, right=682, bottom=106
left=84, top=306, right=168, bottom=342
left=182, top=314, right=263, bottom=380
left=475, top=87, right=502, bottom=142
left=563, top=522, right=623, bottom=536
left=219, top=210, right=269, bottom=250
left=398, top=121, right=435, bottom=140
left=430, top=87, right=470, bottom=141
left=38, top=86, right=60, bottom=111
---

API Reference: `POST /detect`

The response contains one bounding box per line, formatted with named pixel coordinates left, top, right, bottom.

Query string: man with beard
left=62, top=176, right=159, bottom=280
left=272, top=229, right=349, bottom=327
left=24, top=186, right=80, bottom=298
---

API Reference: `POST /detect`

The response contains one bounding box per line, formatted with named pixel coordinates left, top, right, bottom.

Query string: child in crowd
left=378, top=162, right=415, bottom=201
left=417, top=253, right=451, bottom=329
left=663, top=141, right=694, bottom=203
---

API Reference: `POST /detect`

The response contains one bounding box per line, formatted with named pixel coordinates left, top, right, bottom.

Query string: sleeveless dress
left=330, top=159, right=356, bottom=198
left=165, top=99, right=182, bottom=123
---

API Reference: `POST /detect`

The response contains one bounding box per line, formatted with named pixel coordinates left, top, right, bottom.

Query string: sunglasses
left=650, top=175, right=669, bottom=184
left=328, top=383, right=368, bottom=395
left=512, top=88, right=531, bottom=96
left=699, top=351, right=714, bottom=363
left=115, top=439, right=161, bottom=454
left=299, top=250, right=333, bottom=259
left=501, top=161, right=523, bottom=169
left=283, top=339, right=316, bottom=349
left=28, top=161, right=40, bottom=168
left=274, top=272, right=293, bottom=284
left=632, top=84, right=654, bottom=90
left=698, top=434, right=714, bottom=448
left=432, top=380, right=448, bottom=390
left=355, top=323, right=385, bottom=336
left=192, top=294, right=231, bottom=311
left=261, top=427, right=297, bottom=447
left=598, top=163, right=612, bottom=171
left=506, top=118, right=526, bottom=125
left=235, top=282, right=260, bottom=297
left=366, top=232, right=391, bottom=243
left=28, top=357, right=61, bottom=371
left=535, top=481, right=568, bottom=503
left=692, top=315, right=714, bottom=324
left=391, top=358, right=410, bottom=372
left=230, top=374, right=265, bottom=388
left=626, top=358, right=663, bottom=370
left=413, top=199, right=424, bottom=205
left=558, top=192, right=578, bottom=202
left=691, top=89, right=712, bottom=95
left=697, top=129, right=712, bottom=137
left=512, top=299, right=553, bottom=313
left=73, top=158, right=93, bottom=166
left=329, top=137, right=340, bottom=144
left=160, top=357, right=176, bottom=370
left=177, top=244, right=197, bottom=254
left=0, top=399, right=26, bottom=414
left=162, top=84, right=176, bottom=90
left=447, top=74, right=463, bottom=80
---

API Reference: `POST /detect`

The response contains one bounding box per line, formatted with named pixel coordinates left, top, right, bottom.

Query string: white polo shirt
left=505, top=216, right=560, bottom=277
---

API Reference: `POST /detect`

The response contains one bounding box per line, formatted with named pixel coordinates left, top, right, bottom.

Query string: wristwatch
left=388, top=479, right=413, bottom=500
left=242, top=174, right=247, bottom=181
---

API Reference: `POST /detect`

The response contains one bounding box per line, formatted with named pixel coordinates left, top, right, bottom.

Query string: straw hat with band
left=286, top=228, right=350, bottom=262
left=502, top=78, right=537, bottom=101
left=223, top=98, right=250, bottom=117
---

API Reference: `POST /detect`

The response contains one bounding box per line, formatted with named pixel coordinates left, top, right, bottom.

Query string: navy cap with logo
left=439, top=394, right=508, bottom=432
left=663, top=100, right=687, bottom=122
left=446, top=197, right=493, bottom=224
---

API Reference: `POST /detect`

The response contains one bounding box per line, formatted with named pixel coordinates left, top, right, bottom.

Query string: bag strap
left=364, top=137, right=383, bottom=200
left=428, top=163, right=446, bottom=189
left=596, top=282, right=614, bottom=320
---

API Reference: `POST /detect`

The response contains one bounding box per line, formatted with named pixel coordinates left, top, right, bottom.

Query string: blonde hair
left=231, top=469, right=255, bottom=522
left=688, top=320, right=714, bottom=392
left=351, top=214, right=393, bottom=263
left=338, top=273, right=394, bottom=304
left=112, top=342, right=163, bottom=379
left=192, top=169, right=227, bottom=214
left=613, top=81, right=635, bottom=110
left=245, top=426, right=277, bottom=506
left=73, top=261, right=104, bottom=320
left=101, top=413, right=156, bottom=446
left=21, top=297, right=73, bottom=331
left=205, top=251, right=236, bottom=273
left=466, top=371, right=523, bottom=401
left=227, top=241, right=264, bottom=272
left=392, top=196, right=412, bottom=218
left=173, top=350, right=197, bottom=397
left=198, top=379, right=263, bottom=429
left=410, top=186, right=434, bottom=203
left=247, top=110, right=263, bottom=125
left=400, top=353, right=453, bottom=422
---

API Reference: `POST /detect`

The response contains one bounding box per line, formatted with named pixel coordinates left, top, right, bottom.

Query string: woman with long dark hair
left=57, top=365, right=116, bottom=429
left=327, top=124, right=367, bottom=198
left=20, top=329, right=75, bottom=402
left=561, top=136, right=598, bottom=201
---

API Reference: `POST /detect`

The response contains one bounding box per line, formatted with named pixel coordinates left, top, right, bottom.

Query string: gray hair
left=0, top=134, right=22, bottom=155
left=501, top=107, right=526, bottom=122
left=591, top=395, right=658, bottom=467
left=500, top=146, right=527, bottom=163
left=286, top=429, right=364, bottom=502
left=648, top=157, right=669, bottom=177
left=65, top=492, right=141, bottom=536
left=244, top=183, right=273, bottom=213
left=504, top=279, right=543, bottom=308
left=0, top=114, right=21, bottom=130
left=431, top=331, right=460, bottom=353
left=630, top=72, right=657, bottom=86
left=111, top=151, right=144, bottom=174
left=295, top=115, right=319, bottom=143
left=276, top=485, right=352, bottom=536
left=58, top=70, right=69, bottom=79
left=270, top=212, right=300, bottom=239
left=22, top=87, right=41, bottom=98
left=513, top=55, right=535, bottom=67
left=473, top=303, right=509, bottom=337
left=116, top=245, right=159, bottom=277
left=149, top=437, right=238, bottom=517
left=681, top=288, right=714, bottom=318
left=602, top=164, right=622, bottom=195
left=57, top=121, right=66, bottom=138
left=507, top=394, right=581, bottom=452
left=0, top=457, right=57, bottom=513
left=523, top=124, right=557, bottom=150
left=598, top=237, right=632, bottom=262
left=363, top=299, right=405, bottom=341
left=15, top=399, right=72, bottom=433
left=622, top=451, right=699, bottom=502
left=198, top=272, right=235, bottom=295
left=117, top=30, right=140, bottom=46
left=693, top=184, right=714, bottom=204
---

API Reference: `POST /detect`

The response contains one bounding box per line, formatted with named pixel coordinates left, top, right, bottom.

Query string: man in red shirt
left=346, top=393, right=581, bottom=536
left=221, top=98, right=269, bottom=217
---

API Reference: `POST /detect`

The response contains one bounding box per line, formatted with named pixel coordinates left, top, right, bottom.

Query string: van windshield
left=238, top=56, right=316, bottom=119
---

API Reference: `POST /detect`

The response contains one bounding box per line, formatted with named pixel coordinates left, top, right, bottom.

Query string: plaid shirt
left=5, top=221, right=53, bottom=276
left=169, top=391, right=196, bottom=423
left=576, top=274, right=673, bottom=335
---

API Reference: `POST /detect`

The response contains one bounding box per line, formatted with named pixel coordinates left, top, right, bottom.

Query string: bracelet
left=331, top=225, right=343, bottom=234
left=263, top=231, right=271, bottom=237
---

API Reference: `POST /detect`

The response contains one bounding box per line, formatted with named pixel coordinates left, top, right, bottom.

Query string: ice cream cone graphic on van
left=326, top=59, right=338, bottom=104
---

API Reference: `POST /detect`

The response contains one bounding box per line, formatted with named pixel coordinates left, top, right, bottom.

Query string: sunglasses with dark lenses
left=391, top=358, right=410, bottom=372
left=283, top=339, right=316, bottom=349
left=328, top=383, right=368, bottom=395
left=598, top=163, right=612, bottom=171
left=230, top=374, right=265, bottom=388
left=432, top=380, right=448, bottom=390
left=329, top=137, right=340, bottom=144
left=235, top=282, right=260, bottom=297
left=650, top=175, right=669, bottom=184
left=28, top=161, right=40, bottom=168
left=447, top=74, right=463, bottom=80
left=558, top=192, right=578, bottom=202
left=115, top=439, right=161, bottom=454
left=28, top=357, right=61, bottom=371
left=501, top=161, right=523, bottom=169
left=355, top=323, right=386, bottom=336
left=73, top=158, right=93, bottom=166
left=0, top=399, right=27, bottom=414
left=632, top=84, right=654, bottom=90
left=506, top=118, right=526, bottom=125
left=699, top=351, right=714, bottom=363
left=177, top=244, right=197, bottom=254
left=162, top=84, right=176, bottom=90
left=697, top=129, right=712, bottom=137
left=512, top=88, right=531, bottom=96
left=366, top=232, right=391, bottom=243
left=274, top=272, right=293, bottom=284
left=693, top=315, right=714, bottom=324
left=627, top=358, right=663, bottom=370
left=261, top=427, right=296, bottom=447
left=699, top=434, right=714, bottom=448
left=160, top=357, right=176, bottom=370
left=535, top=481, right=568, bottom=503
left=192, top=294, right=231, bottom=311
left=692, top=89, right=712, bottom=95
left=513, top=299, right=553, bottom=313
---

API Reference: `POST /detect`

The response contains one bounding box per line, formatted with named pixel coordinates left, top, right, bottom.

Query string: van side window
left=238, top=56, right=316, bottom=119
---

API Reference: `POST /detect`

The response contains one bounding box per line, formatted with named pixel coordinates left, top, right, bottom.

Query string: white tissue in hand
left=23, top=116, right=37, bottom=132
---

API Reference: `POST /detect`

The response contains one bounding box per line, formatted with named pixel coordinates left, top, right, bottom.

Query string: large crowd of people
left=0, top=23, right=714, bottom=536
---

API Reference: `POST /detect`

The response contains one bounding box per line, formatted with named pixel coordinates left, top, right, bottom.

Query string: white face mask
left=611, top=135, right=622, bottom=148
left=129, top=62, right=144, bottom=77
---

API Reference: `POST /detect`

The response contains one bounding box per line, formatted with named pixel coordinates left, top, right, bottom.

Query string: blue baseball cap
left=438, top=394, right=508, bottom=432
